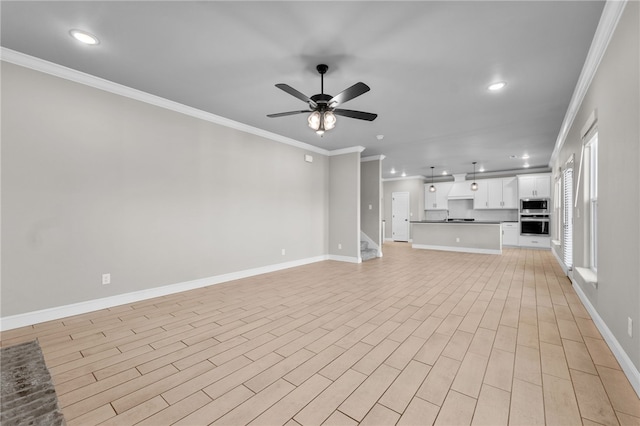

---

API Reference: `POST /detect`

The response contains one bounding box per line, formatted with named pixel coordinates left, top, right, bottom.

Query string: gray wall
left=1, top=62, right=330, bottom=317
left=382, top=177, right=425, bottom=239
left=328, top=152, right=360, bottom=260
left=551, top=2, right=639, bottom=371
left=360, top=159, right=382, bottom=247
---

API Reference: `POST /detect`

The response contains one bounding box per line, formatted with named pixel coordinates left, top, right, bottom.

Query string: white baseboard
left=551, top=246, right=570, bottom=276
left=411, top=244, right=502, bottom=255
left=327, top=254, right=361, bottom=264
left=571, top=279, right=640, bottom=397
left=0, top=255, right=327, bottom=331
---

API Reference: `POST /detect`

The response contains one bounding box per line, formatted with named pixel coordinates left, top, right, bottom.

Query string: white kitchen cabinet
left=473, top=181, right=489, bottom=209
left=474, top=177, right=518, bottom=209
left=518, top=174, right=551, bottom=198
left=502, top=222, right=519, bottom=246
left=424, top=182, right=453, bottom=210
left=519, top=235, right=551, bottom=248
left=502, top=177, right=518, bottom=208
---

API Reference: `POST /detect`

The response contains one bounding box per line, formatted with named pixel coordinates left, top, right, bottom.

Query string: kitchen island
left=411, top=221, right=502, bottom=254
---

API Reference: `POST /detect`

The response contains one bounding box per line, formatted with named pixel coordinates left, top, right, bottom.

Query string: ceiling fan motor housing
left=310, top=93, right=332, bottom=111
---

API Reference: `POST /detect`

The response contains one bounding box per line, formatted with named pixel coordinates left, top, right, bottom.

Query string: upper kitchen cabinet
left=518, top=174, right=551, bottom=198
left=425, top=182, right=454, bottom=210
left=474, top=177, right=518, bottom=209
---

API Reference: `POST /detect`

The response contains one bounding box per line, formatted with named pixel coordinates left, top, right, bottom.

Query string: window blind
left=563, top=168, right=573, bottom=269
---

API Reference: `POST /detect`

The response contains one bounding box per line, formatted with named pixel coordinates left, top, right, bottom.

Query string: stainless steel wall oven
left=520, top=215, right=550, bottom=236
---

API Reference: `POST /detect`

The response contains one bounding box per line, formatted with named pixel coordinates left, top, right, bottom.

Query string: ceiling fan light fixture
left=308, top=111, right=321, bottom=130
left=323, top=111, right=336, bottom=130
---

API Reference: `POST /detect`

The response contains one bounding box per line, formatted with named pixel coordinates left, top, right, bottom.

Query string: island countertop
left=411, top=221, right=502, bottom=254
left=411, top=220, right=503, bottom=224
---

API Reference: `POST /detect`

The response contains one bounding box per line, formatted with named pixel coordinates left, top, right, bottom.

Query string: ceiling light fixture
left=470, top=162, right=479, bottom=191
left=488, top=81, right=506, bottom=91
left=308, top=110, right=336, bottom=136
left=69, top=29, right=99, bottom=45
left=401, top=172, right=407, bottom=177
left=390, top=168, right=396, bottom=174
left=478, top=167, right=485, bottom=172
left=522, top=154, right=530, bottom=159
left=442, top=171, right=447, bottom=175
left=429, top=166, right=436, bottom=192
left=523, top=163, right=530, bottom=168
left=376, top=134, right=384, bottom=140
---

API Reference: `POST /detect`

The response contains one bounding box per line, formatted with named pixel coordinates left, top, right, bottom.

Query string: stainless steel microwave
left=520, top=198, right=549, bottom=214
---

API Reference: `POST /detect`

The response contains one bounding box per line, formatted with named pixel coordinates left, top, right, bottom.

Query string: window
left=587, top=133, right=598, bottom=272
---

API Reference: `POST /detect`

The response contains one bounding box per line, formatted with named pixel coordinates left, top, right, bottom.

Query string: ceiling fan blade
left=267, top=110, right=310, bottom=118
left=333, top=108, right=377, bottom=121
left=329, top=82, right=370, bottom=106
left=275, top=84, right=317, bottom=108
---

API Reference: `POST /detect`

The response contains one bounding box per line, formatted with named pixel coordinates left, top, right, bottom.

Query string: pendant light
left=470, top=162, right=479, bottom=191
left=429, top=166, right=436, bottom=192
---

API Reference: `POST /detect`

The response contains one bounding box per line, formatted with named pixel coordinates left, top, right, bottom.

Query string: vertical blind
left=563, top=168, right=573, bottom=269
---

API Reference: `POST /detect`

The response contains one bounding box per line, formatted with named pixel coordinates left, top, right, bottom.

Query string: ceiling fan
left=267, top=64, right=377, bottom=135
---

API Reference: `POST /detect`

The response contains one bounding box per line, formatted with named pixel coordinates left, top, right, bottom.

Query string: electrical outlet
left=102, top=273, right=111, bottom=285
left=369, top=204, right=372, bottom=210
left=281, top=248, right=286, bottom=256
left=456, top=237, right=460, bottom=243
left=628, top=317, right=633, bottom=337
left=338, top=243, right=342, bottom=250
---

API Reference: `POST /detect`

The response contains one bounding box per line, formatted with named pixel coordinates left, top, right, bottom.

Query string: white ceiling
left=1, top=1, right=605, bottom=179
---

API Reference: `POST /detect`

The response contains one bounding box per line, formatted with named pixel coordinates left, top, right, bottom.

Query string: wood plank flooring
left=2, top=243, right=639, bottom=425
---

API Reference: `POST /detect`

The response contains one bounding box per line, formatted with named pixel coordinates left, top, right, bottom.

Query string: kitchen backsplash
left=425, top=199, right=518, bottom=222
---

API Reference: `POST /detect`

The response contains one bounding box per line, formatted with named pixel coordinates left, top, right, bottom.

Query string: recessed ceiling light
left=401, top=172, right=407, bottom=177
left=488, top=81, right=506, bottom=91
left=390, top=168, right=396, bottom=174
left=522, top=154, right=530, bottom=159
left=69, top=29, right=100, bottom=45
left=442, top=171, right=447, bottom=175
left=478, top=167, right=485, bottom=172
left=523, top=163, right=530, bottom=168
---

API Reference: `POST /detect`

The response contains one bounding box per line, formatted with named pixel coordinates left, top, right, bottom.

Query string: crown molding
left=382, top=175, right=426, bottom=182
left=361, top=155, right=386, bottom=162
left=549, top=0, right=628, bottom=167
left=327, top=146, right=366, bottom=156
left=1, top=47, right=333, bottom=156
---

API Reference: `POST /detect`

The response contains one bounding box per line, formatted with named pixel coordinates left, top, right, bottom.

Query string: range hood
left=447, top=174, right=475, bottom=200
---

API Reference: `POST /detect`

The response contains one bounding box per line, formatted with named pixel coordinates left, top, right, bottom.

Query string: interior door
left=392, top=192, right=410, bottom=242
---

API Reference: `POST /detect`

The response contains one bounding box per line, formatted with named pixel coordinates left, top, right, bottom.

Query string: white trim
left=0, top=255, right=327, bottom=331
left=328, top=146, right=366, bottom=156
left=361, top=155, right=385, bottom=163
left=411, top=244, right=502, bottom=255
left=549, top=0, right=628, bottom=167
left=1, top=47, right=363, bottom=159
left=383, top=175, right=426, bottom=182
left=326, top=255, right=361, bottom=264
left=551, top=245, right=570, bottom=276
left=581, top=109, right=599, bottom=139
left=571, top=278, right=640, bottom=398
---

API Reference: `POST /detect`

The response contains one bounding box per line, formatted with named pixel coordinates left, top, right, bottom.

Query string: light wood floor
left=2, top=243, right=639, bottom=425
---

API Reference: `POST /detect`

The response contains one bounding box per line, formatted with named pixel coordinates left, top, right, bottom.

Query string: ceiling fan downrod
left=317, top=64, right=328, bottom=96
